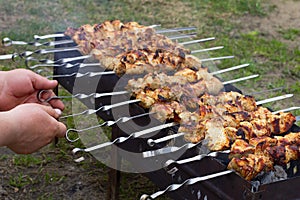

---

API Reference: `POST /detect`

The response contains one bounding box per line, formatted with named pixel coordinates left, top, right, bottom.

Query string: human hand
left=0, top=69, right=64, bottom=111
left=0, top=103, right=66, bottom=154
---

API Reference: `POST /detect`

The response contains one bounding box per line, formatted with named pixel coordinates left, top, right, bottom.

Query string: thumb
left=30, top=72, right=58, bottom=90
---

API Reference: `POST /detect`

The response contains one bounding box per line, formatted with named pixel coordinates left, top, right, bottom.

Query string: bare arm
left=0, top=103, right=66, bottom=154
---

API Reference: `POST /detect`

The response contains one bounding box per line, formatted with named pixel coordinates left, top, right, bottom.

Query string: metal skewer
left=20, top=45, right=222, bottom=65
left=144, top=101, right=295, bottom=153
left=60, top=74, right=259, bottom=119
left=25, top=54, right=235, bottom=70
left=46, top=71, right=115, bottom=79
left=2, top=37, right=74, bottom=47
left=272, top=106, right=300, bottom=114
left=31, top=26, right=195, bottom=40
left=2, top=26, right=197, bottom=49
left=179, top=37, right=215, bottom=45
left=66, top=112, right=152, bottom=142
left=44, top=63, right=250, bottom=80
left=140, top=170, right=233, bottom=200
left=38, top=90, right=129, bottom=103
left=190, top=46, right=224, bottom=54
left=72, top=122, right=177, bottom=162
left=27, top=62, right=101, bottom=70
left=168, top=33, right=197, bottom=40
left=60, top=99, right=140, bottom=119
left=164, top=150, right=230, bottom=168
left=155, top=26, right=197, bottom=34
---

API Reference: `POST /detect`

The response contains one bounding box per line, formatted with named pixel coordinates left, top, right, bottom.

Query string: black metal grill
left=52, top=34, right=300, bottom=200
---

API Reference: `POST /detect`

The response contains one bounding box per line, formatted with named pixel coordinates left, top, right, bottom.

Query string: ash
left=259, top=165, right=287, bottom=185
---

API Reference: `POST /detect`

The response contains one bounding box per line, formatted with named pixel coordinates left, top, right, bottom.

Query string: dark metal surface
left=54, top=35, right=300, bottom=200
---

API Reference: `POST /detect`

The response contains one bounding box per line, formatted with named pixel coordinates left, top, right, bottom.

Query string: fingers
left=29, top=70, right=58, bottom=90
left=39, top=104, right=61, bottom=119
left=38, top=104, right=67, bottom=138
left=55, top=121, right=67, bottom=138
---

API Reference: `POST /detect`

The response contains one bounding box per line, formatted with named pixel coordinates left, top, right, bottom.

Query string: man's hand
left=0, top=103, right=66, bottom=154
left=0, top=69, right=64, bottom=111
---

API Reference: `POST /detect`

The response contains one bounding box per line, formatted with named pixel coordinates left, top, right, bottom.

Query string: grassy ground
left=0, top=0, right=299, bottom=199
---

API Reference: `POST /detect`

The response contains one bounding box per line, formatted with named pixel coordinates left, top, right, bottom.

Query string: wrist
left=0, top=111, right=16, bottom=147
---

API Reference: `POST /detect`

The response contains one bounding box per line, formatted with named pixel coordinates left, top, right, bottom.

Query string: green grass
left=9, top=173, right=35, bottom=188
left=12, top=155, right=45, bottom=167
left=0, top=0, right=300, bottom=199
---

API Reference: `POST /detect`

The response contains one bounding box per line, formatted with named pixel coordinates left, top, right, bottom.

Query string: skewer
left=140, top=170, right=233, bottom=200
left=19, top=46, right=79, bottom=58
left=33, top=33, right=65, bottom=40
left=155, top=26, right=196, bottom=34
left=2, top=26, right=197, bottom=49
left=210, top=63, right=249, bottom=75
left=15, top=43, right=222, bottom=61
left=168, top=33, right=197, bottom=40
left=69, top=96, right=296, bottom=162
left=256, top=94, right=293, bottom=105
left=66, top=112, right=152, bottom=142
left=200, top=56, right=234, bottom=63
left=25, top=54, right=234, bottom=69
left=190, top=46, right=224, bottom=54
left=60, top=74, right=259, bottom=119
left=44, top=63, right=250, bottom=80
left=164, top=150, right=230, bottom=168
left=60, top=99, right=140, bottom=119
left=0, top=37, right=218, bottom=61
left=2, top=37, right=74, bottom=47
left=46, top=71, right=115, bottom=79
left=25, top=55, right=91, bottom=66
left=145, top=102, right=295, bottom=151
left=72, top=122, right=177, bottom=162
left=179, top=37, right=215, bottom=45
left=38, top=89, right=128, bottom=103
left=272, top=106, right=300, bottom=114
left=0, top=53, right=18, bottom=60
left=27, top=62, right=101, bottom=70
left=31, top=26, right=194, bottom=40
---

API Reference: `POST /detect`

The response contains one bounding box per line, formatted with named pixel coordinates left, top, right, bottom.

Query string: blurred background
left=0, top=0, right=299, bottom=199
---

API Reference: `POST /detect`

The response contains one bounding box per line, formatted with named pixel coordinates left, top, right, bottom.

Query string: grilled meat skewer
left=65, top=20, right=190, bottom=56
left=228, top=132, right=300, bottom=180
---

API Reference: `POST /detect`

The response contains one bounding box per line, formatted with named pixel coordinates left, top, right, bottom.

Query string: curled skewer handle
left=66, top=129, right=80, bottom=142
left=37, top=90, right=60, bottom=103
